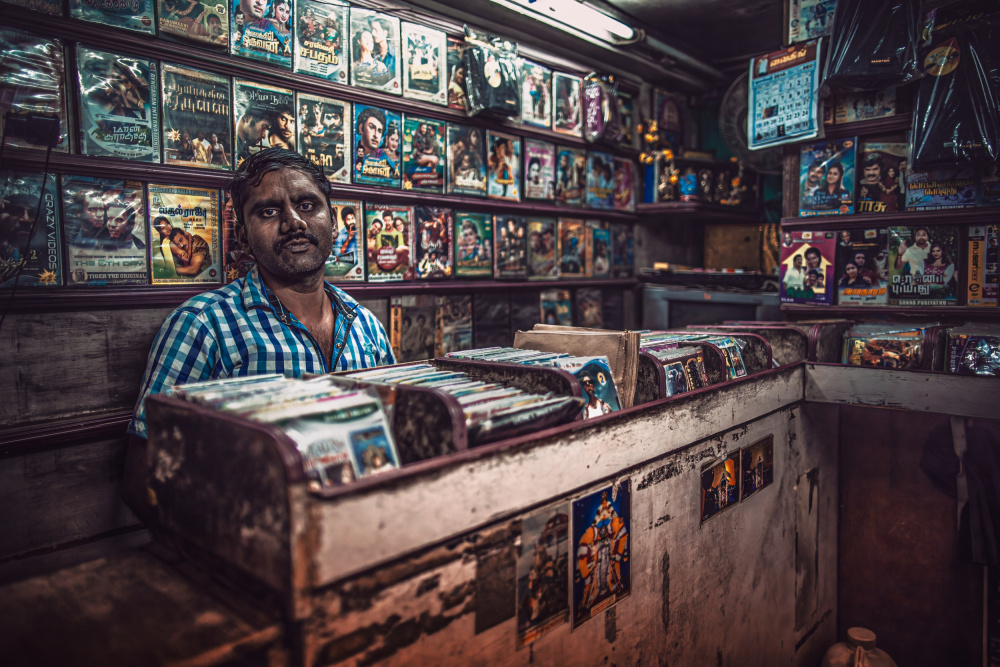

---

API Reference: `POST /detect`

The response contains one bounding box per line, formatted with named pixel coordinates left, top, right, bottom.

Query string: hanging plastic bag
left=582, top=74, right=624, bottom=145
left=911, top=1, right=1000, bottom=170
left=823, top=0, right=921, bottom=92
left=461, top=25, right=521, bottom=118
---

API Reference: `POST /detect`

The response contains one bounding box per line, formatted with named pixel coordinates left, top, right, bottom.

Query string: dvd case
left=905, top=169, right=978, bottom=210
left=454, top=212, right=493, bottom=278
left=552, top=72, right=582, bottom=137
left=540, top=289, right=572, bottom=326
left=575, top=288, right=603, bottom=328
left=590, top=221, right=611, bottom=279
left=353, top=104, right=401, bottom=188
left=0, top=29, right=69, bottom=152
left=349, top=8, right=401, bottom=95
left=365, top=203, right=411, bottom=281
left=159, top=0, right=228, bottom=46
left=231, top=0, right=292, bottom=67
left=555, top=147, right=586, bottom=206
left=780, top=230, right=835, bottom=305
left=528, top=218, right=558, bottom=280
left=855, top=141, right=905, bottom=214
left=401, top=21, right=446, bottom=105
left=77, top=47, right=160, bottom=162
left=446, top=37, right=466, bottom=110
left=446, top=124, right=487, bottom=197
left=558, top=218, right=587, bottom=278
left=799, top=137, right=857, bottom=216
left=487, top=130, right=521, bottom=202
left=390, top=294, right=436, bottom=361
left=327, top=199, right=363, bottom=282
left=233, top=79, right=294, bottom=166
left=148, top=184, right=221, bottom=284
left=494, top=214, right=528, bottom=279
left=298, top=92, right=350, bottom=184
left=402, top=117, right=444, bottom=193
left=71, top=0, right=154, bottom=34
left=613, top=158, right=635, bottom=212
left=834, top=88, right=895, bottom=124
left=61, top=175, right=148, bottom=285
left=413, top=206, right=452, bottom=279
left=521, top=61, right=552, bottom=128
left=294, top=0, right=347, bottom=82
left=436, top=294, right=472, bottom=356
left=968, top=224, right=998, bottom=307
left=0, top=171, right=61, bottom=288
left=834, top=228, right=888, bottom=306
left=524, top=139, right=555, bottom=201
left=948, top=325, right=1000, bottom=376
left=161, top=64, right=232, bottom=171
left=586, top=151, right=615, bottom=210
left=221, top=191, right=254, bottom=282
left=981, top=165, right=1000, bottom=206
left=611, top=223, right=633, bottom=278
left=888, top=225, right=960, bottom=306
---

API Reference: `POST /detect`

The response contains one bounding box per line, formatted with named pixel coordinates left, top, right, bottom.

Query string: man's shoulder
left=171, top=281, right=247, bottom=320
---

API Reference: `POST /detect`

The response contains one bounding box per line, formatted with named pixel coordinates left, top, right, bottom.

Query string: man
left=581, top=374, right=611, bottom=419
left=153, top=217, right=212, bottom=277
left=101, top=203, right=145, bottom=250
left=853, top=250, right=879, bottom=285
left=236, top=106, right=271, bottom=164
left=528, top=157, right=541, bottom=186
left=194, top=130, right=212, bottom=164
left=783, top=253, right=805, bottom=291
left=369, top=16, right=395, bottom=73
left=355, top=106, right=386, bottom=164
left=895, top=227, right=931, bottom=276
left=129, top=149, right=395, bottom=438
left=269, top=106, right=295, bottom=151
left=801, top=160, right=825, bottom=208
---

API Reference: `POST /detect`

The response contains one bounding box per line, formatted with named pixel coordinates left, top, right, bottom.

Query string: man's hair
left=528, top=157, right=540, bottom=170
left=356, top=106, right=386, bottom=134
left=240, top=105, right=269, bottom=125
left=864, top=153, right=884, bottom=170
left=368, top=16, right=386, bottom=31
left=914, top=227, right=930, bottom=238
left=340, top=206, right=355, bottom=221
left=807, top=159, right=825, bottom=173
left=228, top=147, right=331, bottom=227
left=169, top=227, right=188, bottom=242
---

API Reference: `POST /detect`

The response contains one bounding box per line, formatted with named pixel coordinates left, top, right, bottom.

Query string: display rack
left=636, top=201, right=762, bottom=224
left=779, top=208, right=997, bottom=231
left=781, top=304, right=1000, bottom=320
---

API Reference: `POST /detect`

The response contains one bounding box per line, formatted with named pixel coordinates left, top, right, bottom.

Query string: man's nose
left=279, top=204, right=307, bottom=232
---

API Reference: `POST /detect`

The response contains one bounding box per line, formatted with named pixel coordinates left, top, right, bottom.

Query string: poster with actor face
left=516, top=503, right=569, bottom=649
left=572, top=481, right=630, bottom=628
left=297, top=92, right=351, bottom=184
left=231, top=0, right=293, bottom=68
left=350, top=7, right=401, bottom=95
left=353, top=104, right=401, bottom=187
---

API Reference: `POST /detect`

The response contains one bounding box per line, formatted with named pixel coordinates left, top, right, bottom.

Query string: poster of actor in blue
left=353, top=104, right=401, bottom=187
left=571, top=481, right=630, bottom=628
left=231, top=0, right=293, bottom=68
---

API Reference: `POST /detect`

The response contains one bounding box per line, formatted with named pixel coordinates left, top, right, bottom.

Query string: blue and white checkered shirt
left=129, top=267, right=395, bottom=438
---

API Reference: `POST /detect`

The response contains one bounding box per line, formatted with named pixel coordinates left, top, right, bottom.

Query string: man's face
left=854, top=252, right=866, bottom=267
left=370, top=20, right=386, bottom=44
left=417, top=315, right=426, bottom=328
left=915, top=229, right=929, bottom=247
left=208, top=15, right=222, bottom=36
left=581, top=377, right=595, bottom=398
left=361, top=116, right=383, bottom=151
left=839, top=230, right=851, bottom=245
left=529, top=162, right=540, bottom=183
left=84, top=201, right=105, bottom=229
left=276, top=112, right=294, bottom=140
left=324, top=112, right=341, bottom=129
left=805, top=251, right=820, bottom=269
left=240, top=0, right=266, bottom=21
left=169, top=230, right=192, bottom=264
left=242, top=116, right=270, bottom=143
left=239, top=169, right=333, bottom=283
left=863, top=163, right=881, bottom=183
left=793, top=255, right=803, bottom=269
left=807, top=165, right=823, bottom=184
left=105, top=206, right=130, bottom=238
left=344, top=212, right=355, bottom=227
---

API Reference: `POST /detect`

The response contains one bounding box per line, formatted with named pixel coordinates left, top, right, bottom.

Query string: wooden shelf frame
left=780, top=207, right=996, bottom=230
left=636, top=201, right=763, bottom=224
left=781, top=304, right=1000, bottom=319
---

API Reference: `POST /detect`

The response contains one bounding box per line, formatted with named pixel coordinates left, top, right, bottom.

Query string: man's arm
left=174, top=251, right=209, bottom=276
left=128, top=308, right=221, bottom=438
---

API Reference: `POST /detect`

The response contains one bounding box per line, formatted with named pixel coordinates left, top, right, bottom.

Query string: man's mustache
left=274, top=232, right=320, bottom=254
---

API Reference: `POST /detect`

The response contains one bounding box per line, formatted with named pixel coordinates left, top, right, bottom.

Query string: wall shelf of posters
left=636, top=202, right=762, bottom=224
left=3, top=279, right=639, bottom=314
left=781, top=304, right=1000, bottom=319
left=0, top=7, right=641, bottom=161
left=780, top=208, right=1000, bottom=230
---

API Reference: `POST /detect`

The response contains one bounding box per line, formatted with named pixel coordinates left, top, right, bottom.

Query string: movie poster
left=71, top=0, right=155, bottom=34
left=297, top=92, right=350, bottom=184
left=515, top=503, right=569, bottom=649
left=233, top=79, right=294, bottom=166
left=77, top=47, right=159, bottom=162
left=618, top=91, right=634, bottom=148
left=0, top=29, right=69, bottom=152
left=1, top=0, right=60, bottom=14
left=590, top=221, right=611, bottom=278
left=613, top=158, right=635, bottom=212
left=521, top=61, right=552, bottom=129
left=553, top=72, right=582, bottom=137
left=159, top=0, right=228, bottom=46
left=834, top=88, right=895, bottom=124
left=487, top=130, right=520, bottom=202
left=586, top=151, right=614, bottom=210
left=365, top=203, right=411, bottom=281
left=576, top=288, right=602, bottom=327
left=905, top=168, right=978, bottom=211
left=148, top=184, right=221, bottom=284
left=528, top=218, right=558, bottom=280
left=558, top=218, right=587, bottom=278
left=327, top=199, right=363, bottom=282
left=353, top=104, right=401, bottom=187
left=494, top=214, right=528, bottom=279
left=555, top=147, right=586, bottom=206
left=221, top=191, right=254, bottom=282
left=834, top=228, right=888, bottom=306
left=571, top=482, right=630, bottom=627
left=888, top=225, right=960, bottom=306
left=0, top=171, right=61, bottom=288
left=855, top=141, right=905, bottom=214
left=294, top=0, right=347, bottom=82
left=741, top=435, right=774, bottom=501
left=968, top=224, right=998, bottom=307
left=611, top=223, right=633, bottom=278
left=540, top=288, right=572, bottom=326
left=654, top=89, right=687, bottom=147
left=446, top=37, right=467, bottom=111
left=61, top=175, right=147, bottom=285
left=524, top=140, right=555, bottom=202
left=161, top=64, right=232, bottom=171
left=435, top=294, right=472, bottom=356
left=349, top=8, right=401, bottom=95
left=401, top=21, right=446, bottom=105
left=799, top=137, right=856, bottom=216
left=701, top=454, right=739, bottom=522
left=413, top=206, right=452, bottom=279
left=230, top=0, right=293, bottom=67
left=779, top=230, right=835, bottom=305
left=390, top=294, right=435, bottom=361
left=454, top=212, right=492, bottom=278
left=402, top=117, right=444, bottom=193
left=787, top=0, right=836, bottom=44
left=980, top=165, right=1000, bottom=207
left=446, top=124, right=487, bottom=196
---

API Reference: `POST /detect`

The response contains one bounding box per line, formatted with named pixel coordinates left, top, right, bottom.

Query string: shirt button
left=337, top=342, right=344, bottom=349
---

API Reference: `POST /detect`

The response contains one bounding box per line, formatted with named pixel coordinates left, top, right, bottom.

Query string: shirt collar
left=240, top=266, right=359, bottom=319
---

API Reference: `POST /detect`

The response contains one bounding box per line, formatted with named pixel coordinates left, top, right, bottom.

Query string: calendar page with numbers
left=748, top=39, right=822, bottom=150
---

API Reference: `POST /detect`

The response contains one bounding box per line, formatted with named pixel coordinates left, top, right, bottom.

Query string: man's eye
left=260, top=208, right=278, bottom=217
left=300, top=202, right=315, bottom=211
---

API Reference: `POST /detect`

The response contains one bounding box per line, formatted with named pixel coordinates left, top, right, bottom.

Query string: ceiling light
left=489, top=0, right=635, bottom=41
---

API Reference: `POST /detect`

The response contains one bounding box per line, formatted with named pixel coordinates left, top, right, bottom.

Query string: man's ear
left=235, top=219, right=255, bottom=259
